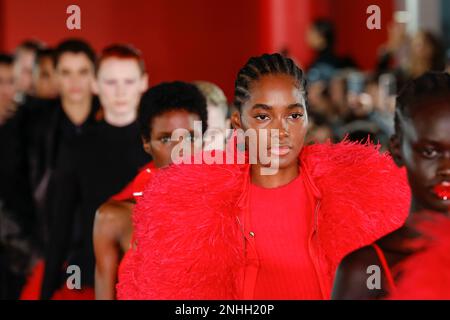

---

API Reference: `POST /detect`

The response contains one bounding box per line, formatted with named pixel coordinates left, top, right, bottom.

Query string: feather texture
left=117, top=142, right=410, bottom=299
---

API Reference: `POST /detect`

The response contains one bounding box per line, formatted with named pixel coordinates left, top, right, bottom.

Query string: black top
left=23, top=97, right=100, bottom=252
left=0, top=107, right=34, bottom=235
left=24, top=97, right=100, bottom=196
left=41, top=120, right=150, bottom=299
left=0, top=107, right=35, bottom=299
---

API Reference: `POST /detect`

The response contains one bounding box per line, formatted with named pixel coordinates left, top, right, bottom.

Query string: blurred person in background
left=377, top=24, right=445, bottom=81
left=332, top=72, right=450, bottom=300
left=35, top=44, right=150, bottom=300
left=94, top=81, right=208, bottom=299
left=193, top=80, right=230, bottom=150
left=0, top=54, right=17, bottom=125
left=333, top=71, right=393, bottom=150
left=25, top=39, right=99, bottom=234
left=13, top=40, right=44, bottom=104
left=306, top=19, right=360, bottom=145
left=376, top=21, right=411, bottom=76
left=307, top=19, right=341, bottom=72
left=305, top=77, right=337, bottom=144
left=16, top=39, right=100, bottom=300
left=364, top=73, right=397, bottom=139
left=409, top=30, right=446, bottom=79
left=0, top=53, right=36, bottom=299
left=307, top=19, right=357, bottom=76
left=32, top=48, right=58, bottom=100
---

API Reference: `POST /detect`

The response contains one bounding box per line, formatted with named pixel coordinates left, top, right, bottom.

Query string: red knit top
left=248, top=171, right=322, bottom=299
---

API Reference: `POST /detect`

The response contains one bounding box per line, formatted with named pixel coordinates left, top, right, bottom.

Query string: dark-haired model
left=117, top=53, right=410, bottom=300
left=332, top=72, right=450, bottom=300
left=94, top=81, right=209, bottom=300
left=21, top=44, right=150, bottom=300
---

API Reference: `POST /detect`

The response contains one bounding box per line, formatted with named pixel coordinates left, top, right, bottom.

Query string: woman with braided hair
left=117, top=53, right=410, bottom=300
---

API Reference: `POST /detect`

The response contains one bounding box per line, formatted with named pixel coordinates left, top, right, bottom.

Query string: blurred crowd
left=0, top=18, right=449, bottom=300
left=304, top=20, right=449, bottom=149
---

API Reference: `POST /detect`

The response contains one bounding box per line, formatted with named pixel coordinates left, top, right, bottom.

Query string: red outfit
left=386, top=213, right=450, bottom=300
left=371, top=244, right=397, bottom=295
left=114, top=161, right=156, bottom=299
left=249, top=172, right=322, bottom=299
left=111, top=162, right=155, bottom=201
left=117, top=141, right=410, bottom=300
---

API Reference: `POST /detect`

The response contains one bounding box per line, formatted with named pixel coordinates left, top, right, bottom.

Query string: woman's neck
left=250, top=160, right=299, bottom=189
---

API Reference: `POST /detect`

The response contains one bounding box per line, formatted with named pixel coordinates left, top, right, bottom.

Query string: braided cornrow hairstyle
left=234, top=53, right=308, bottom=111
left=395, top=72, right=450, bottom=135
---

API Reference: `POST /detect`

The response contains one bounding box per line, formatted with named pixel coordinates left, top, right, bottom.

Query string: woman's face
left=94, top=57, right=148, bottom=121
left=392, top=101, right=450, bottom=213
left=144, top=110, right=200, bottom=169
left=232, top=73, right=308, bottom=170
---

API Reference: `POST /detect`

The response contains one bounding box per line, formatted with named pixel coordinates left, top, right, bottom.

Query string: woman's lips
left=433, top=181, right=450, bottom=201
left=269, top=146, right=291, bottom=156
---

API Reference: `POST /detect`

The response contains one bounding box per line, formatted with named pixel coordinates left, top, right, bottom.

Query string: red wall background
left=0, top=0, right=394, bottom=99
left=261, top=0, right=394, bottom=70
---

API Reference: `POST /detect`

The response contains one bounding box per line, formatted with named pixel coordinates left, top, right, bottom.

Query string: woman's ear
left=231, top=111, right=242, bottom=130
left=389, top=134, right=404, bottom=167
left=142, top=137, right=153, bottom=157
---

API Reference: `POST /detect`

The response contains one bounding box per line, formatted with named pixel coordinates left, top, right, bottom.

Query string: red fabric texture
left=116, top=141, right=410, bottom=300
left=249, top=171, right=322, bottom=299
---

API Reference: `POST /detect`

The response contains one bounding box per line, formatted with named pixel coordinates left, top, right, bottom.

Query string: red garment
left=371, top=243, right=397, bottom=295
left=111, top=162, right=155, bottom=201
left=117, top=141, right=410, bottom=300
left=20, top=260, right=94, bottom=300
left=387, top=213, right=450, bottom=300
left=249, top=172, right=322, bottom=299
left=114, top=162, right=157, bottom=298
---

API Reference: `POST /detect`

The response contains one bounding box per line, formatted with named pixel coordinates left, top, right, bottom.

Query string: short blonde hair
left=193, top=81, right=228, bottom=116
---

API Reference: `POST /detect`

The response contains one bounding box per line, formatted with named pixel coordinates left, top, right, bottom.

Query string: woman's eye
left=288, top=113, right=304, bottom=120
left=422, top=148, right=438, bottom=158
left=160, top=136, right=171, bottom=144
left=255, top=114, right=270, bottom=121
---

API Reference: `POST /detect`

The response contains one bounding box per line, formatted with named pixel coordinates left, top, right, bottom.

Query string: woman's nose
left=273, top=118, right=289, bottom=138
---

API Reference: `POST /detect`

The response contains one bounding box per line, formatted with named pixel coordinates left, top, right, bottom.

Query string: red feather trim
left=117, top=141, right=410, bottom=299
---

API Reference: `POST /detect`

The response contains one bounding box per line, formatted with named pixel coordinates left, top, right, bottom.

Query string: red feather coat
left=116, top=141, right=410, bottom=300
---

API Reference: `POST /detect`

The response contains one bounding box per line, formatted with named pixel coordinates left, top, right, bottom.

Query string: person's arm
left=40, top=151, right=80, bottom=300
left=332, top=246, right=386, bottom=300
left=93, top=200, right=133, bottom=300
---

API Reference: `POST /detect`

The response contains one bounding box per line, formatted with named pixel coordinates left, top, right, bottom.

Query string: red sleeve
left=110, top=162, right=155, bottom=202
